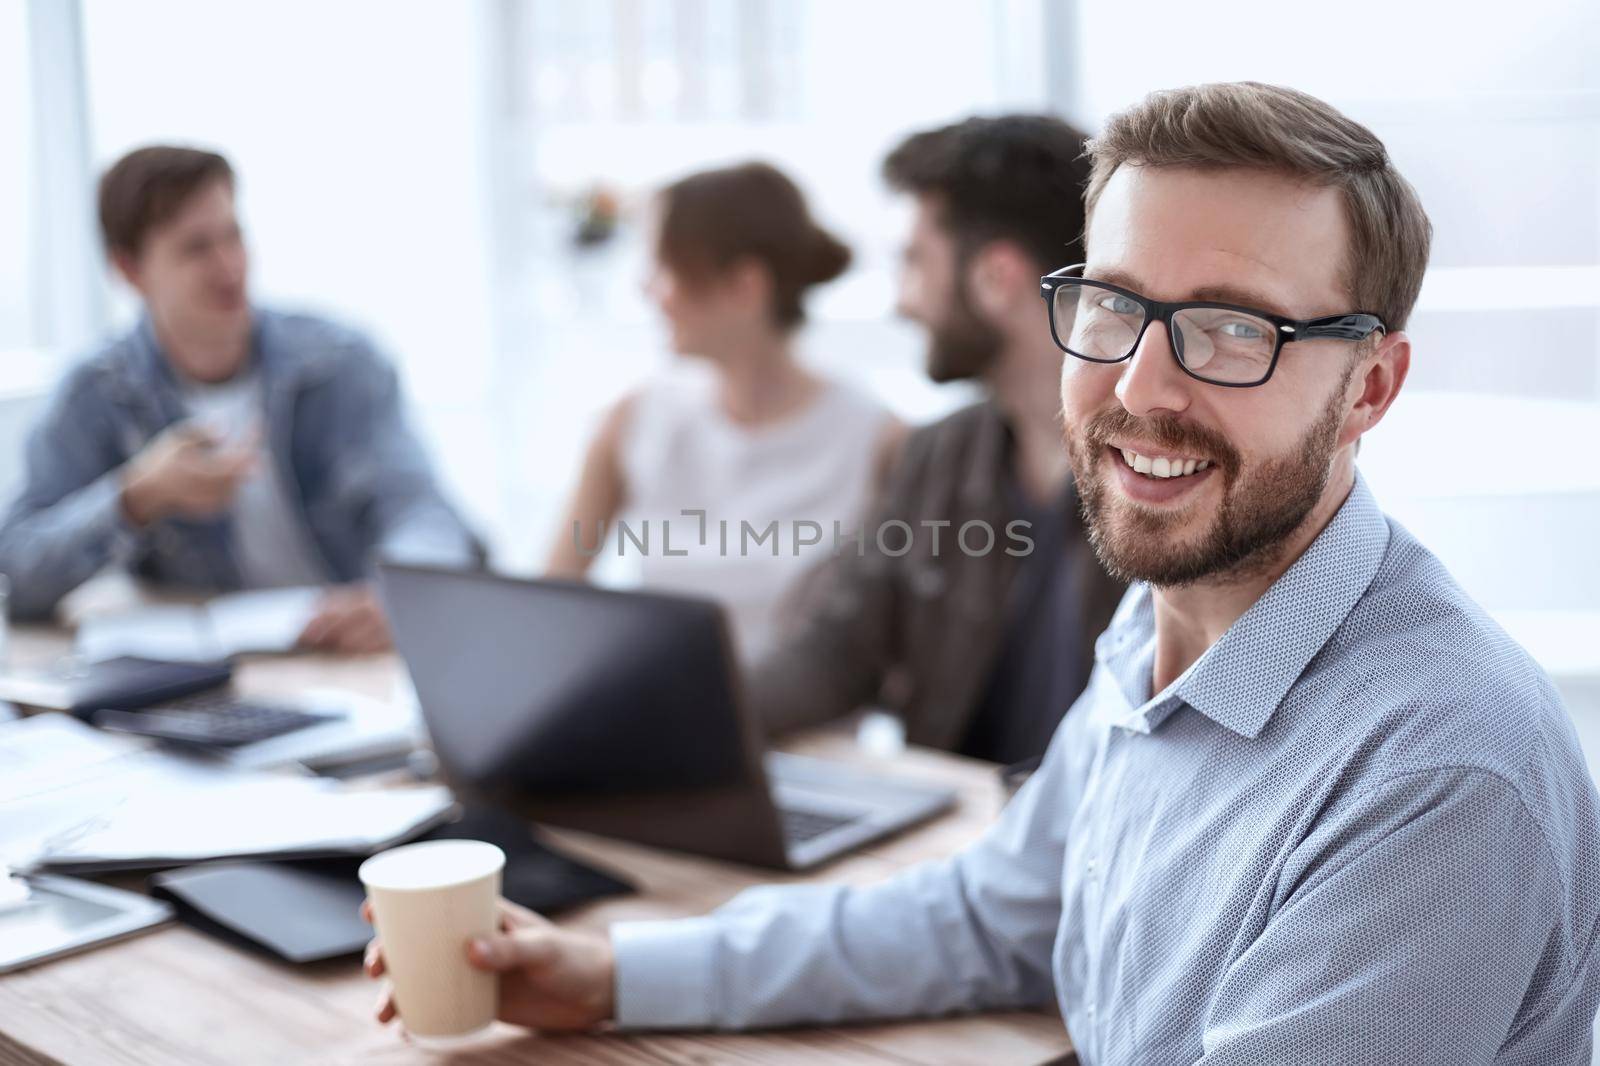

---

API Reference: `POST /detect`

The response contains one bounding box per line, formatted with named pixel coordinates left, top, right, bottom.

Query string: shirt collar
left=131, top=308, right=339, bottom=397
left=1097, top=472, right=1391, bottom=739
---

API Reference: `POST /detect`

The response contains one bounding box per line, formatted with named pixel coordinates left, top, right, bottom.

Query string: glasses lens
left=1171, top=307, right=1278, bottom=384
left=1051, top=282, right=1146, bottom=362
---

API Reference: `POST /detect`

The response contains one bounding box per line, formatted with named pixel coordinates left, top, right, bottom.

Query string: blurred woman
left=546, top=162, right=902, bottom=663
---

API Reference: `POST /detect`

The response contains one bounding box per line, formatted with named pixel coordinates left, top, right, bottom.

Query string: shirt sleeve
left=610, top=718, right=1080, bottom=1030
left=0, top=376, right=137, bottom=619
left=318, top=339, right=480, bottom=571
left=1198, top=767, right=1581, bottom=1065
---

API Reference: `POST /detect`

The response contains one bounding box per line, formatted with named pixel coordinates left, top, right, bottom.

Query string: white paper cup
left=359, top=839, right=506, bottom=1043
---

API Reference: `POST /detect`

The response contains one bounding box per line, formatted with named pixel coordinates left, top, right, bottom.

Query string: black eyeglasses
left=1039, top=264, right=1386, bottom=388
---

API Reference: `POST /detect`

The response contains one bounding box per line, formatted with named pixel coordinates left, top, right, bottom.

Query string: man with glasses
left=366, top=83, right=1600, bottom=1063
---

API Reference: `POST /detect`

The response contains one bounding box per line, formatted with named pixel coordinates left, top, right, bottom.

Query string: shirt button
left=1085, top=856, right=1098, bottom=877
left=1086, top=1001, right=1097, bottom=1019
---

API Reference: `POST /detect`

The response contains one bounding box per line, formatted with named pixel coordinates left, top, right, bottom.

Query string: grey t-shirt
left=181, top=373, right=328, bottom=588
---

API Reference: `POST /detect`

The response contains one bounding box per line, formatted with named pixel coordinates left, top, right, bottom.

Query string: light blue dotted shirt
left=613, top=474, right=1600, bottom=1064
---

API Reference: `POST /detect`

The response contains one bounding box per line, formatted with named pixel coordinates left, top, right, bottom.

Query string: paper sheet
left=0, top=716, right=452, bottom=873
left=39, top=780, right=455, bottom=868
left=75, top=606, right=219, bottom=662
left=74, top=587, right=322, bottom=662
left=205, top=587, right=321, bottom=657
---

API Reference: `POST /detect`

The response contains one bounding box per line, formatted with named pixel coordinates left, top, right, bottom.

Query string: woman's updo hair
left=655, top=161, right=851, bottom=329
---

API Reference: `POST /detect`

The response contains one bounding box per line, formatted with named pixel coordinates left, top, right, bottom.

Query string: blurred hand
left=120, top=422, right=259, bottom=526
left=362, top=898, right=616, bottom=1033
left=298, top=585, right=391, bottom=654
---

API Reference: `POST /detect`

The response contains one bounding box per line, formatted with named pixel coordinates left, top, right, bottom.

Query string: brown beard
left=1066, top=367, right=1352, bottom=588
left=925, top=278, right=1003, bottom=383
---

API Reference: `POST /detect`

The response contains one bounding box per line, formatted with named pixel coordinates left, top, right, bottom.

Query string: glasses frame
left=1039, top=263, right=1388, bottom=388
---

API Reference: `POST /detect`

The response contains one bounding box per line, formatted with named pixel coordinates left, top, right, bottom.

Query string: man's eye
left=1096, top=294, right=1140, bottom=316
left=1218, top=319, right=1267, bottom=340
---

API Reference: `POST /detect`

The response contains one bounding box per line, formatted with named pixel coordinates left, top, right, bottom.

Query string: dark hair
left=1085, top=82, right=1432, bottom=330
left=656, top=162, right=851, bottom=330
left=883, top=114, right=1091, bottom=270
left=98, top=145, right=235, bottom=256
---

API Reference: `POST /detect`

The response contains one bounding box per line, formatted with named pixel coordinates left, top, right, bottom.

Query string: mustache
left=1079, top=408, right=1242, bottom=474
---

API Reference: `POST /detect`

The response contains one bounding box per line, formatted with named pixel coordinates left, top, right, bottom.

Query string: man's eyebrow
left=1088, top=266, right=1298, bottom=319
left=1188, top=285, right=1296, bottom=318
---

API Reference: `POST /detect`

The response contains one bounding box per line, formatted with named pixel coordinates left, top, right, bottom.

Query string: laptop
left=377, top=564, right=956, bottom=870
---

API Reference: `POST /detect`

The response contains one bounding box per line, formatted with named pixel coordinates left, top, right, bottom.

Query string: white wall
left=0, top=4, right=33, bottom=354
left=79, top=0, right=501, bottom=532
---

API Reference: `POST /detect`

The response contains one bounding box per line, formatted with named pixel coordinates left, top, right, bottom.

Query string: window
left=501, top=0, right=1049, bottom=567
left=0, top=4, right=31, bottom=358
left=1065, top=0, right=1600, bottom=673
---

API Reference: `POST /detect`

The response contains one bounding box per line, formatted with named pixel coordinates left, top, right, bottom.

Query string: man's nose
left=1114, top=319, right=1194, bottom=420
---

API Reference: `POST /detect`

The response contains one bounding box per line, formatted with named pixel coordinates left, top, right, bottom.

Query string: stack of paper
left=0, top=716, right=454, bottom=875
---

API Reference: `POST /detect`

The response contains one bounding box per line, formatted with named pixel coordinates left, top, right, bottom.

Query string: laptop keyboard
left=92, top=691, right=339, bottom=748
left=779, top=807, right=861, bottom=845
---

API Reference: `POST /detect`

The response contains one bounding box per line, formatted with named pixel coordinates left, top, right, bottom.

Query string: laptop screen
left=379, top=566, right=755, bottom=797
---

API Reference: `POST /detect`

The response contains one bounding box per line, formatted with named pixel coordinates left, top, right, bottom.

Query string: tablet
left=0, top=874, right=173, bottom=973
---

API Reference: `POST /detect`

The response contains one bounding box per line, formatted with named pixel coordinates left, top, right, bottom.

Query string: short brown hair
left=1084, top=82, right=1432, bottom=331
left=883, top=114, right=1091, bottom=271
left=656, top=162, right=850, bottom=330
left=98, top=145, right=235, bottom=256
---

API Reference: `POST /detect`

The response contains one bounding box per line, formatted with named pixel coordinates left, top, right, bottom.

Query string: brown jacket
left=747, top=399, right=1126, bottom=751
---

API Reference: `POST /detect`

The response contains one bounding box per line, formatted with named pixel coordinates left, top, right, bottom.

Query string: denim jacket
left=0, top=308, right=481, bottom=619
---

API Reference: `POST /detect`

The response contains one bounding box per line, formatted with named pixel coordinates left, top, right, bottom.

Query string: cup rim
left=358, top=839, right=506, bottom=892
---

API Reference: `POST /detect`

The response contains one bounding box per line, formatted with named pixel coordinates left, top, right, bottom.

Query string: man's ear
left=963, top=241, right=1034, bottom=320
left=109, top=248, right=142, bottom=293
left=1339, top=330, right=1411, bottom=450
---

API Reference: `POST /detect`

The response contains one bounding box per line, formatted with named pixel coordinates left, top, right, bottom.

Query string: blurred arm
left=543, top=397, right=632, bottom=579
left=324, top=342, right=482, bottom=571
left=741, top=435, right=920, bottom=736
left=0, top=378, right=135, bottom=619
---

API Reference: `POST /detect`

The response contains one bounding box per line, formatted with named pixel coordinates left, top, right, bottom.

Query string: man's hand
left=298, top=585, right=392, bottom=654
left=362, top=898, right=616, bottom=1033
left=119, top=422, right=258, bottom=527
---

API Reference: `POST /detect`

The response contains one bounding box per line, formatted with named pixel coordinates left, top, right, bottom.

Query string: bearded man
left=366, top=84, right=1600, bottom=1064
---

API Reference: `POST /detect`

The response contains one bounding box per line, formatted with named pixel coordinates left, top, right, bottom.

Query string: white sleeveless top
left=616, top=363, right=893, bottom=665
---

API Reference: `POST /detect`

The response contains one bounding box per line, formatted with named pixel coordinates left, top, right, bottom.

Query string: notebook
left=149, top=807, right=634, bottom=963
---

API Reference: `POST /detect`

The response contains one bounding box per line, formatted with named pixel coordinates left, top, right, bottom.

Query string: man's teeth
left=1119, top=448, right=1210, bottom=479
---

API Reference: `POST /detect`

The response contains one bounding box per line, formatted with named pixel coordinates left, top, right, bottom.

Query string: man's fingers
left=498, top=898, right=548, bottom=929
left=220, top=448, right=260, bottom=478
left=298, top=615, right=332, bottom=648
left=190, top=466, right=249, bottom=502
left=300, top=602, right=351, bottom=649
left=363, top=939, right=386, bottom=978
left=171, top=422, right=222, bottom=448
left=466, top=930, right=559, bottom=972
left=375, top=990, right=397, bottom=1024
left=360, top=900, right=374, bottom=924
left=340, top=614, right=391, bottom=654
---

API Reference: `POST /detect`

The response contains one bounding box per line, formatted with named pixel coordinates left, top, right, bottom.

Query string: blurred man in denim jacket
left=0, top=146, right=479, bottom=650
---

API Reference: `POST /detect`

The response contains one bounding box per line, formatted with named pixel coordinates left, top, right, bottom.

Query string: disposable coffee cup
left=359, top=839, right=506, bottom=1044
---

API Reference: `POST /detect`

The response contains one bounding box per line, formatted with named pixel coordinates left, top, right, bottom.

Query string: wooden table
left=0, top=626, right=1073, bottom=1065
